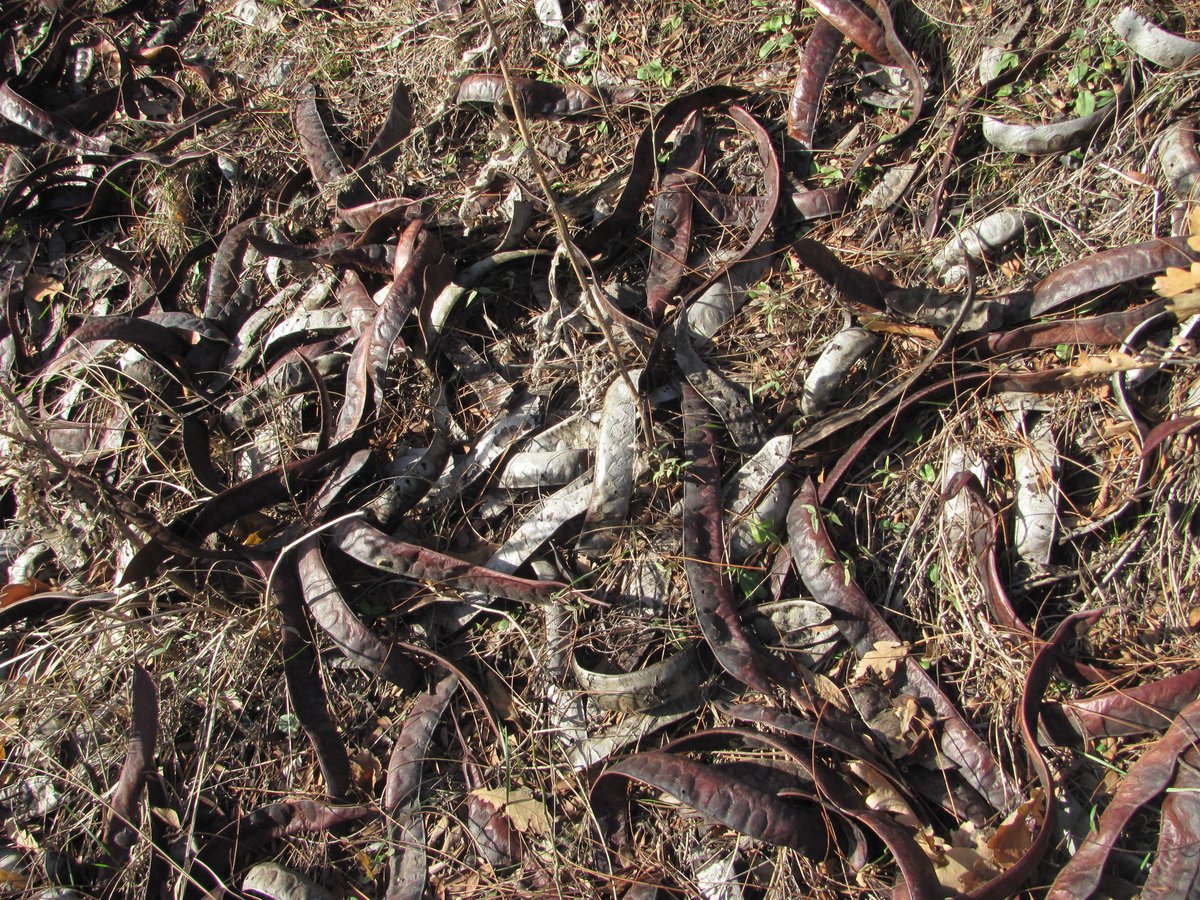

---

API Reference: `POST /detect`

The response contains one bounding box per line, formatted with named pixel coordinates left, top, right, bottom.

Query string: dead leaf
left=1154, top=262, right=1200, bottom=298
left=0, top=579, right=53, bottom=607
left=848, top=761, right=921, bottom=828
left=469, top=787, right=551, bottom=835
left=0, top=863, right=27, bottom=889
left=999, top=256, right=1023, bottom=276
left=150, top=805, right=180, bottom=829
left=482, top=669, right=517, bottom=723
left=3, top=821, right=38, bottom=852
left=921, top=827, right=997, bottom=893
left=853, top=640, right=909, bottom=684
left=22, top=273, right=63, bottom=302
left=987, top=788, right=1044, bottom=867
left=350, top=750, right=382, bottom=792
left=893, top=694, right=924, bottom=737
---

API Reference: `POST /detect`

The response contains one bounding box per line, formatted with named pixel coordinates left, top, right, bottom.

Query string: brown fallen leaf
left=349, top=751, right=382, bottom=793
left=853, top=639, right=909, bottom=685
left=22, top=273, right=63, bottom=302
left=848, top=760, right=921, bottom=828
left=987, top=788, right=1044, bottom=868
left=469, top=787, right=551, bottom=836
left=0, top=579, right=53, bottom=607
left=1154, top=262, right=1200, bottom=299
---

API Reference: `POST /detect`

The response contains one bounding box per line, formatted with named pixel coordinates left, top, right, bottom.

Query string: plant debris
left=2, top=0, right=1200, bottom=896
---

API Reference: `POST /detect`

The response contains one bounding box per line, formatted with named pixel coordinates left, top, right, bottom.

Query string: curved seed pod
left=385, top=674, right=458, bottom=811
left=985, top=299, right=1167, bottom=354
left=185, top=801, right=370, bottom=900
left=1159, top=120, right=1200, bottom=201
left=578, top=371, right=641, bottom=557
left=806, top=0, right=892, bottom=65
left=331, top=519, right=570, bottom=605
left=456, top=74, right=603, bottom=117
left=1113, top=6, right=1200, bottom=69
left=594, top=751, right=829, bottom=855
left=958, top=616, right=1098, bottom=899
left=723, top=435, right=792, bottom=562
left=1012, top=415, right=1058, bottom=567
left=800, top=327, right=880, bottom=417
left=242, top=863, right=334, bottom=900
left=677, top=323, right=764, bottom=452
left=365, top=403, right=451, bottom=528
left=861, top=161, right=918, bottom=210
left=646, top=112, right=704, bottom=324
left=496, top=448, right=589, bottom=489
left=336, top=221, right=447, bottom=441
left=424, top=394, right=542, bottom=505
left=682, top=382, right=776, bottom=697
left=982, top=73, right=1133, bottom=156
left=1041, top=669, right=1200, bottom=743
left=101, top=664, right=157, bottom=864
left=572, top=644, right=703, bottom=713
left=423, top=249, right=548, bottom=342
left=686, top=254, right=773, bottom=340
left=791, top=186, right=847, bottom=220
left=788, top=18, right=843, bottom=147
left=203, top=217, right=263, bottom=326
left=360, top=79, right=414, bottom=167
left=120, top=439, right=355, bottom=585
left=487, top=472, right=593, bottom=576
left=294, top=83, right=345, bottom=188
left=791, top=238, right=889, bottom=311
left=525, top=413, right=600, bottom=452
left=222, top=351, right=348, bottom=433
left=336, top=196, right=418, bottom=233
left=297, top=538, right=417, bottom=688
left=259, top=560, right=351, bottom=801
left=931, top=209, right=1031, bottom=287
left=689, top=105, right=781, bottom=305
left=0, top=82, right=112, bottom=153
left=789, top=478, right=1019, bottom=816
left=263, top=307, right=348, bottom=358
left=1032, top=236, right=1195, bottom=317
left=1047, top=655, right=1200, bottom=898
left=384, top=674, right=457, bottom=900
left=337, top=270, right=376, bottom=336
left=581, top=85, right=746, bottom=255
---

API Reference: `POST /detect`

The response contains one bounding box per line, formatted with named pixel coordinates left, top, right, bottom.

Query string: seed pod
left=800, top=327, right=880, bottom=417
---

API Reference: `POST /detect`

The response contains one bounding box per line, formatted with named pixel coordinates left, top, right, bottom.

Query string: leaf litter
left=1, top=0, right=1200, bottom=896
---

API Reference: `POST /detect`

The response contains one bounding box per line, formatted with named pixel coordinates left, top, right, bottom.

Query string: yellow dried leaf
left=853, top=640, right=909, bottom=684
left=22, top=273, right=63, bottom=302
left=848, top=761, right=921, bottom=828
left=1168, top=289, right=1200, bottom=319
left=349, top=751, right=382, bottom=792
left=150, top=806, right=181, bottom=829
left=1188, top=203, right=1200, bottom=240
left=987, top=789, right=1044, bottom=868
left=469, top=787, right=550, bottom=835
left=1154, top=263, right=1200, bottom=299
left=0, top=865, right=27, bottom=889
left=1069, top=349, right=1144, bottom=378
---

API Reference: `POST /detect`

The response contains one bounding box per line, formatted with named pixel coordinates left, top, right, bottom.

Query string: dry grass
left=2, top=0, right=1200, bottom=896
